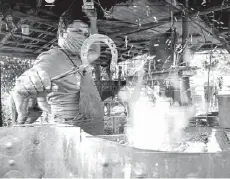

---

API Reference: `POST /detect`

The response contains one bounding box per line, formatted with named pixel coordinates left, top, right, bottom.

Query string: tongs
left=51, top=64, right=88, bottom=82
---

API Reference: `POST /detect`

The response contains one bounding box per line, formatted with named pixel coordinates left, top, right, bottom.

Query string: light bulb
left=45, top=0, right=55, bottom=3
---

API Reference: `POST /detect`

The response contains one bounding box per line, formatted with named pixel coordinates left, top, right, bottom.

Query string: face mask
left=58, top=31, right=87, bottom=55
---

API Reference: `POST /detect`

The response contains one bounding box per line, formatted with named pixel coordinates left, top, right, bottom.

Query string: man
left=11, top=7, right=104, bottom=135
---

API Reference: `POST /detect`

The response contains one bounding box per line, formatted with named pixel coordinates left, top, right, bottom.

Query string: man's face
left=66, top=20, right=89, bottom=40
left=58, top=20, right=90, bottom=53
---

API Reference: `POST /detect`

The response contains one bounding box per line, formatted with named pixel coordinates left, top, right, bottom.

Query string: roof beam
left=0, top=50, right=37, bottom=59
left=198, top=5, right=230, bottom=16
left=165, top=0, right=230, bottom=14
left=0, top=21, right=19, bottom=47
left=108, top=19, right=169, bottom=37
left=12, top=11, right=58, bottom=27
left=37, top=9, right=59, bottom=18
left=30, top=28, right=57, bottom=36
left=0, top=33, right=11, bottom=46
left=198, top=15, right=230, bottom=53
left=34, top=38, right=57, bottom=54
left=13, top=34, right=48, bottom=43
left=109, top=4, right=230, bottom=37
left=0, top=46, right=34, bottom=52
left=0, top=32, right=48, bottom=43
left=5, top=41, right=48, bottom=49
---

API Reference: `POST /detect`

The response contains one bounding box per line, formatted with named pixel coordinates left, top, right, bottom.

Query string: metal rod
left=51, top=65, right=88, bottom=82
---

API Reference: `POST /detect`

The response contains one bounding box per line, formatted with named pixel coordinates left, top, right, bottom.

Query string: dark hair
left=61, top=11, right=90, bottom=28
left=57, top=4, right=90, bottom=38
left=60, top=0, right=90, bottom=29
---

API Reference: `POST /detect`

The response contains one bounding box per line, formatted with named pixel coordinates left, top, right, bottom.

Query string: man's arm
left=11, top=65, right=52, bottom=124
left=10, top=90, right=30, bottom=124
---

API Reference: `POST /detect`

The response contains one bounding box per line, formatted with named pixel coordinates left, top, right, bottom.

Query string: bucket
left=21, top=24, right=30, bottom=35
left=218, top=94, right=230, bottom=128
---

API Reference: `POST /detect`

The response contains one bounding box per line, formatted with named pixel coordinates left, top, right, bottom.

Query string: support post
left=180, top=0, right=191, bottom=106
left=0, top=61, right=2, bottom=127
left=171, top=28, right=179, bottom=102
left=229, top=9, right=230, bottom=40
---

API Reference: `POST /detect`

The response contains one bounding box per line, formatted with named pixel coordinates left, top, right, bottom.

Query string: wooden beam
left=165, top=0, right=230, bottom=14
left=128, top=40, right=149, bottom=44
left=33, top=26, right=56, bottom=52
left=192, top=45, right=224, bottom=51
left=199, top=6, right=230, bottom=16
left=12, top=11, right=58, bottom=27
left=30, top=28, right=57, bottom=36
left=0, top=50, right=37, bottom=59
left=0, top=32, right=48, bottom=43
left=109, top=4, right=230, bottom=37
left=0, top=46, right=34, bottom=52
left=196, top=15, right=230, bottom=53
left=0, top=33, right=11, bottom=46
left=108, top=21, right=167, bottom=37
left=13, top=34, right=48, bottom=43
left=0, top=21, right=19, bottom=47
left=98, top=20, right=136, bottom=27
left=5, top=41, right=48, bottom=49
left=34, top=38, right=57, bottom=54
left=37, top=9, right=59, bottom=18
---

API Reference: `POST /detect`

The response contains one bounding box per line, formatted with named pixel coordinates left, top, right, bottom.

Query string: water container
left=218, top=94, right=230, bottom=128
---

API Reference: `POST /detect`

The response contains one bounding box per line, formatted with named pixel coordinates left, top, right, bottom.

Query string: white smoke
left=118, top=58, right=195, bottom=151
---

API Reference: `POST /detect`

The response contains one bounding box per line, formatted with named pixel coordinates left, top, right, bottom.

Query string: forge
left=98, top=127, right=226, bottom=153
left=0, top=125, right=230, bottom=178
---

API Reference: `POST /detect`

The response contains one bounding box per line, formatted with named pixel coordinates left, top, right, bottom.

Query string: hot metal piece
left=51, top=34, right=118, bottom=83
left=81, top=34, right=118, bottom=72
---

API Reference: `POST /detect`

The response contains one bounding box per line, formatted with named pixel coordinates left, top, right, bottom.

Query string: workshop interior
left=0, top=0, right=230, bottom=178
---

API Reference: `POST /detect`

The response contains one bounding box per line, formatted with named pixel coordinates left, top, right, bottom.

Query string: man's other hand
left=83, top=9, right=97, bottom=22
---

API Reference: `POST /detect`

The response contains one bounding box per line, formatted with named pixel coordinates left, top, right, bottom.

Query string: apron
left=76, top=72, right=104, bottom=135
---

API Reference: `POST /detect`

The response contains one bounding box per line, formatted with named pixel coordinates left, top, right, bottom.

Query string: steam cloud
left=118, top=58, right=195, bottom=150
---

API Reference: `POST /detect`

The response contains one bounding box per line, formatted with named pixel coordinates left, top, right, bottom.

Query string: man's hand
left=15, top=68, right=52, bottom=97
left=11, top=68, right=52, bottom=124
left=83, top=9, right=97, bottom=22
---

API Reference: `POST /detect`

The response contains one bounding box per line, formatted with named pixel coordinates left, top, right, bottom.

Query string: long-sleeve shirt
left=33, top=48, right=82, bottom=119
left=32, top=48, right=104, bottom=134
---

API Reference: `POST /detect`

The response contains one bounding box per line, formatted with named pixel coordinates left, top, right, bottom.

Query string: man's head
left=58, top=10, right=90, bottom=54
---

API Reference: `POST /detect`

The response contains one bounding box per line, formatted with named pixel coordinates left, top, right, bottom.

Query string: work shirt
left=32, top=48, right=104, bottom=135
left=33, top=48, right=81, bottom=119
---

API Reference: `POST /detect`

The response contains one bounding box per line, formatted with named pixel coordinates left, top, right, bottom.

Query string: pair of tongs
left=51, top=64, right=88, bottom=82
